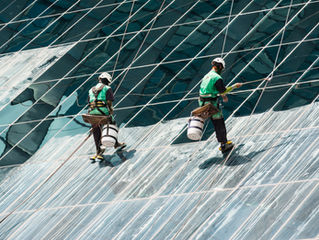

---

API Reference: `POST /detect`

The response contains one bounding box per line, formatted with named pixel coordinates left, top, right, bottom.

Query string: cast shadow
left=198, top=141, right=289, bottom=169
left=199, top=144, right=247, bottom=169
left=97, top=149, right=136, bottom=168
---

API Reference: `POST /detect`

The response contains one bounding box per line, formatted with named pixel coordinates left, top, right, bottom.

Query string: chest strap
left=90, top=100, right=106, bottom=108
left=89, top=100, right=108, bottom=115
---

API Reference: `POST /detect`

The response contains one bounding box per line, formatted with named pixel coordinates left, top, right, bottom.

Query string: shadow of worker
left=98, top=149, right=136, bottom=168
left=198, top=140, right=289, bottom=169
left=198, top=144, right=249, bottom=169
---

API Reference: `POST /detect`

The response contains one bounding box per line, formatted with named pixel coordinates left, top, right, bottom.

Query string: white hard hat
left=212, top=57, right=225, bottom=69
left=98, top=72, right=112, bottom=84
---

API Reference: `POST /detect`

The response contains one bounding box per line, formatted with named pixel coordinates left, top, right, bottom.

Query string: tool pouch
left=191, top=103, right=219, bottom=119
left=82, top=114, right=112, bottom=126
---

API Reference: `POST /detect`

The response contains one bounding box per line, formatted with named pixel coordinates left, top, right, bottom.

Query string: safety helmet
left=211, top=57, right=225, bottom=69
left=98, top=72, right=112, bottom=84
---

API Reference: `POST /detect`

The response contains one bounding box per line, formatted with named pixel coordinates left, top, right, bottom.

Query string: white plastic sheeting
left=0, top=102, right=318, bottom=239
left=0, top=44, right=72, bottom=111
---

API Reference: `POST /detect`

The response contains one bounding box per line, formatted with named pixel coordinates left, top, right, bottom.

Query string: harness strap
left=90, top=100, right=107, bottom=108
left=90, top=84, right=109, bottom=116
left=199, top=96, right=218, bottom=105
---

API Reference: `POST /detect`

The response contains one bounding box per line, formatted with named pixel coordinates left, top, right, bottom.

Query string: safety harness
left=89, top=84, right=110, bottom=116
left=199, top=96, right=218, bottom=105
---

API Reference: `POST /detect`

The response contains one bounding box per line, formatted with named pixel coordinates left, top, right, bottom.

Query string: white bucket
left=101, top=124, right=119, bottom=147
left=187, top=116, right=205, bottom=140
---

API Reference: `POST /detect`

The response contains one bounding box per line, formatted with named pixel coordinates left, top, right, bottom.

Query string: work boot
left=90, top=154, right=104, bottom=161
left=219, top=141, right=234, bottom=153
left=90, top=147, right=104, bottom=161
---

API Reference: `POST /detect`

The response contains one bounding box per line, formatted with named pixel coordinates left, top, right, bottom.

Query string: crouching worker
left=198, top=57, right=242, bottom=153
left=87, top=72, right=126, bottom=161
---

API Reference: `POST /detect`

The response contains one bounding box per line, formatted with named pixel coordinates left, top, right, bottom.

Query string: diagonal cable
left=113, top=0, right=167, bottom=95
left=0, top=0, right=39, bottom=32
left=0, top=0, right=175, bottom=224
left=250, top=0, right=294, bottom=115
left=0, top=0, right=140, bottom=138
left=221, top=0, right=234, bottom=57
left=111, top=0, right=136, bottom=80
left=0, top=0, right=62, bottom=51
left=0, top=0, right=127, bottom=112
left=0, top=0, right=316, bottom=235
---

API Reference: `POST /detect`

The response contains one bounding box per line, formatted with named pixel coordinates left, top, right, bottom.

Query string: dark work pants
left=92, top=124, right=102, bottom=153
left=211, top=118, right=227, bottom=144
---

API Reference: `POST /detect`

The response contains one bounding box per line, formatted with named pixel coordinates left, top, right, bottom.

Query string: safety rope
left=114, top=0, right=229, bottom=151
left=72, top=1, right=224, bottom=237
left=0, top=0, right=284, bottom=189
left=0, top=6, right=191, bottom=218
left=117, top=0, right=291, bottom=133
left=0, top=0, right=316, bottom=164
left=0, top=132, right=91, bottom=225
left=188, top=93, right=319, bottom=239
left=0, top=125, right=314, bottom=170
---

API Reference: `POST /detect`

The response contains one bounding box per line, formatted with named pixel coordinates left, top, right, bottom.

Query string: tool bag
left=82, top=114, right=111, bottom=126
left=191, top=103, right=219, bottom=119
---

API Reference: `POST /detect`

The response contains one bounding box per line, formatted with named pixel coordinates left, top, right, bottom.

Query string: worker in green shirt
left=199, top=57, right=242, bottom=153
left=88, top=72, right=125, bottom=161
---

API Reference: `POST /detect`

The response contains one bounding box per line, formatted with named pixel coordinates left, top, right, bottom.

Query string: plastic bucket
left=187, top=116, right=205, bottom=140
left=101, top=124, right=118, bottom=147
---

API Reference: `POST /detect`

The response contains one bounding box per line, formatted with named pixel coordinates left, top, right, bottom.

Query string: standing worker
left=199, top=57, right=242, bottom=153
left=88, top=72, right=125, bottom=161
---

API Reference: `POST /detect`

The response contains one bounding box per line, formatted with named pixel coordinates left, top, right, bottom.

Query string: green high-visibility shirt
left=199, top=70, right=222, bottom=98
left=88, top=83, right=111, bottom=115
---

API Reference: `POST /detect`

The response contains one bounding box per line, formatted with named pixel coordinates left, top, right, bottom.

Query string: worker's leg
left=209, top=99, right=227, bottom=144
left=92, top=124, right=102, bottom=153
left=211, top=118, right=227, bottom=143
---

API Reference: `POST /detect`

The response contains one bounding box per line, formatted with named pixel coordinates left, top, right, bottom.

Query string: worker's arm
left=107, top=100, right=114, bottom=115
left=220, top=83, right=242, bottom=95
left=105, top=88, right=115, bottom=115
left=218, top=82, right=242, bottom=102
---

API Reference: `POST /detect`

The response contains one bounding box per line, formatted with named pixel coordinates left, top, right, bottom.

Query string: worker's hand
left=222, top=95, right=228, bottom=102
left=109, top=107, right=114, bottom=115
left=234, top=83, right=242, bottom=88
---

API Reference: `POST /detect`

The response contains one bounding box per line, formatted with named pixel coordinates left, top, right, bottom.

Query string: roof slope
left=0, top=101, right=318, bottom=239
